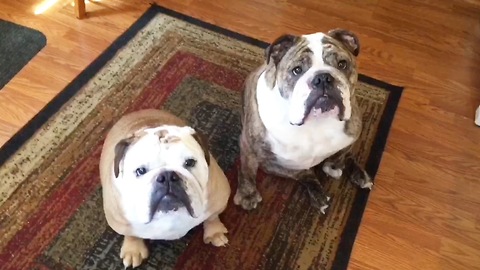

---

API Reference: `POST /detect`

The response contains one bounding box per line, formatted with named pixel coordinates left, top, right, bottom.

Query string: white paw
left=203, top=218, right=229, bottom=247
left=120, top=239, right=148, bottom=269
left=323, top=162, right=343, bottom=179
left=204, top=232, right=229, bottom=247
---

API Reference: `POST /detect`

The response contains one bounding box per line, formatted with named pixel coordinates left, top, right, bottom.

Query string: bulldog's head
left=264, top=29, right=360, bottom=125
left=112, top=125, right=211, bottom=224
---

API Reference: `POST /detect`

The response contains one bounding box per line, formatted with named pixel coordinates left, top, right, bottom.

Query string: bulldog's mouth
left=291, top=94, right=340, bottom=126
left=312, top=95, right=337, bottom=114
left=148, top=171, right=195, bottom=223
left=148, top=192, right=195, bottom=223
left=155, top=193, right=195, bottom=216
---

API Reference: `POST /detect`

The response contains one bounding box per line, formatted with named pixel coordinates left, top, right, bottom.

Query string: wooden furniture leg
left=74, top=0, right=86, bottom=19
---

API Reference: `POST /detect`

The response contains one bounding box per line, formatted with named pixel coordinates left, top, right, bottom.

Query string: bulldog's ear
left=265, top=34, right=299, bottom=65
left=327, top=29, right=360, bottom=56
left=113, top=137, right=134, bottom=178
left=192, top=131, right=210, bottom=166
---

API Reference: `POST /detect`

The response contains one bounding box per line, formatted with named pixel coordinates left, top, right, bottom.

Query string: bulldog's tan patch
left=155, top=129, right=168, bottom=139
left=192, top=132, right=210, bottom=166
left=113, top=130, right=150, bottom=178
left=160, top=135, right=181, bottom=144
left=154, top=129, right=183, bottom=144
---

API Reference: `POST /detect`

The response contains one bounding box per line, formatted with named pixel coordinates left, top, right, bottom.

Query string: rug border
left=0, top=3, right=404, bottom=269
left=331, top=78, right=403, bottom=270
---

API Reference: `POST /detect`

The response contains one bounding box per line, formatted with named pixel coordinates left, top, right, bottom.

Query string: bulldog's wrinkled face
left=264, top=29, right=360, bottom=125
left=112, top=125, right=211, bottom=224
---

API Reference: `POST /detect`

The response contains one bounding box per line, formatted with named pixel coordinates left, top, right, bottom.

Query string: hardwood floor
left=1, top=0, right=479, bottom=269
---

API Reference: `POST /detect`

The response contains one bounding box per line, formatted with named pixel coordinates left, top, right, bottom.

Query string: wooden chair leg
left=74, top=0, right=86, bottom=19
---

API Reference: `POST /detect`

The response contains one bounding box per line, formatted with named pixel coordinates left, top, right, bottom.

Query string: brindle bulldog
left=234, top=29, right=373, bottom=214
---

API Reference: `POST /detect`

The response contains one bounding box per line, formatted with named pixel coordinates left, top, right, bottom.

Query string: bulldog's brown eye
left=338, top=60, right=348, bottom=70
left=184, top=158, right=196, bottom=168
left=135, top=167, right=147, bottom=177
left=292, top=66, right=303, bottom=75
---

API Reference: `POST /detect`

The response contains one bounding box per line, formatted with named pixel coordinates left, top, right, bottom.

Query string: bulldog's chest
left=264, top=118, right=354, bottom=170
left=130, top=209, right=206, bottom=240
left=255, top=74, right=355, bottom=170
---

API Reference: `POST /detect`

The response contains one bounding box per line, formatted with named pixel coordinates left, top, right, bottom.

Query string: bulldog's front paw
left=233, top=188, right=262, bottom=210
left=306, top=188, right=331, bottom=215
left=348, top=164, right=373, bottom=190
left=343, top=157, right=374, bottom=190
left=120, top=236, right=148, bottom=269
left=356, top=170, right=373, bottom=190
left=203, top=216, right=229, bottom=247
left=299, top=175, right=331, bottom=215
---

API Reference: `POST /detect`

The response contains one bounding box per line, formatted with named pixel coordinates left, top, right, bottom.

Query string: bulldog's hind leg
left=203, top=215, right=229, bottom=247
left=321, top=148, right=349, bottom=180
left=321, top=148, right=373, bottom=189
left=120, top=236, right=149, bottom=269
left=322, top=161, right=344, bottom=179
left=234, top=134, right=262, bottom=210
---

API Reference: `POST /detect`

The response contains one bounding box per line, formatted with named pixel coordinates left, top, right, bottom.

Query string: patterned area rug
left=0, top=5, right=403, bottom=270
left=0, top=19, right=46, bottom=90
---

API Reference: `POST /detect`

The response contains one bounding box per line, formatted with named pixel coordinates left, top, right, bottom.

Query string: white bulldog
left=99, top=109, right=230, bottom=268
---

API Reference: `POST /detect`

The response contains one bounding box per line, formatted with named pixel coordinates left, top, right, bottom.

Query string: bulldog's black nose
left=156, top=171, right=180, bottom=183
left=311, top=73, right=334, bottom=88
